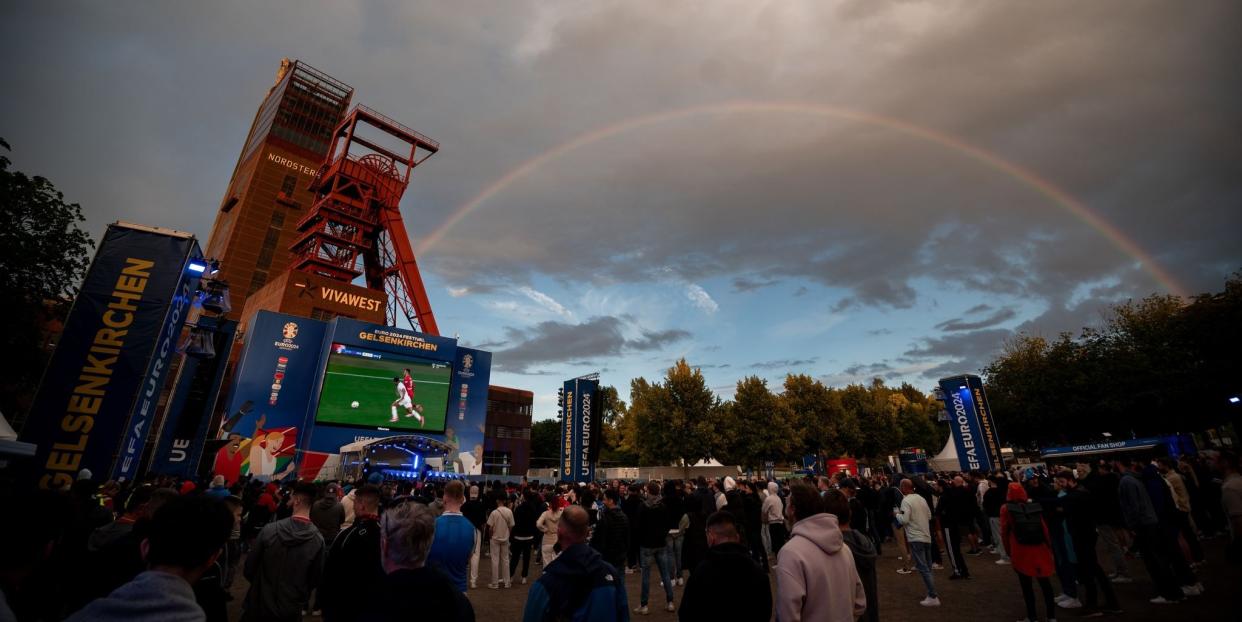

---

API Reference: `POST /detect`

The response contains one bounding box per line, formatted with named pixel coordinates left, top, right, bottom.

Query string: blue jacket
left=522, top=542, right=629, bottom=622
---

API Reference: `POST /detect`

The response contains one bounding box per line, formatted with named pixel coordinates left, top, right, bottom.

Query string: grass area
left=315, top=354, right=453, bottom=432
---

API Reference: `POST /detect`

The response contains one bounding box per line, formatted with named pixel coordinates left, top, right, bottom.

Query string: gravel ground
left=228, top=535, right=1240, bottom=621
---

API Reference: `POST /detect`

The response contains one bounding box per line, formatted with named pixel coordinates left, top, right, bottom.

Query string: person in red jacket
left=999, top=482, right=1057, bottom=622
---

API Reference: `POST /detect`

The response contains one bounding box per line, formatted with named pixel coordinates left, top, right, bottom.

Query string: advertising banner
left=212, top=311, right=326, bottom=483
left=147, top=317, right=238, bottom=478
left=1039, top=434, right=1194, bottom=460
left=937, top=374, right=1004, bottom=472
left=22, top=223, right=199, bottom=489
left=560, top=377, right=599, bottom=483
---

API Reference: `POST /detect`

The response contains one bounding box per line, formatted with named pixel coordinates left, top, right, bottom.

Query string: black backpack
left=1007, top=501, right=1046, bottom=546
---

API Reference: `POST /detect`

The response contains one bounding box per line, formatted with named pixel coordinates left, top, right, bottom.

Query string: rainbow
left=414, top=101, right=1188, bottom=298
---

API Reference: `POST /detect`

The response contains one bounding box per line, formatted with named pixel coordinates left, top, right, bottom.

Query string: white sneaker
left=666, top=602, right=675, bottom=612
left=521, top=576, right=527, bottom=585
left=676, top=577, right=684, bottom=586
left=1054, top=594, right=1070, bottom=605
left=503, top=582, right=512, bottom=589
left=633, top=605, right=649, bottom=615
left=1181, top=583, right=1204, bottom=597
left=470, top=581, right=477, bottom=589
left=1058, top=597, right=1082, bottom=609
left=931, top=563, right=944, bottom=570
left=919, top=596, right=941, bottom=607
left=1110, top=575, right=1133, bottom=584
left=1149, top=596, right=1180, bottom=604
left=487, top=583, right=498, bottom=589
left=995, top=558, right=1011, bottom=565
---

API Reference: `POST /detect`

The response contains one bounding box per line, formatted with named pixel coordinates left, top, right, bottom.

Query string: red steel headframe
left=289, top=104, right=441, bottom=335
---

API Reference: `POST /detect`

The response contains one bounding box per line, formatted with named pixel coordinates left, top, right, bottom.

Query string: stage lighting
left=187, top=260, right=208, bottom=274
left=1230, top=396, right=1240, bottom=404
left=209, top=259, right=221, bottom=275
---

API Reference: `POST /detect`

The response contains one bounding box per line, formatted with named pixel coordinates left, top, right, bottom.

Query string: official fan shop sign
left=23, top=223, right=200, bottom=489
left=937, top=374, right=1004, bottom=472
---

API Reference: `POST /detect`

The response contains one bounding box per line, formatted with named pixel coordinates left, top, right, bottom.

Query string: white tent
left=0, top=412, right=37, bottom=466
left=928, top=434, right=960, bottom=472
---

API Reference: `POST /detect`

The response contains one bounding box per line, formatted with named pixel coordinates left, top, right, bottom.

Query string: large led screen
left=314, top=343, right=452, bottom=433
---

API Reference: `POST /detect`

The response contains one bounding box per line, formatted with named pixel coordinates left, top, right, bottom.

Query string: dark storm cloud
left=1, top=1, right=1238, bottom=338
left=935, top=307, right=1018, bottom=332
left=732, top=276, right=781, bottom=292
left=494, top=315, right=689, bottom=372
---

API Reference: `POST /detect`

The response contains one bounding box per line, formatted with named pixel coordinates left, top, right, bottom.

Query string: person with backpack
left=1000, top=482, right=1057, bottom=622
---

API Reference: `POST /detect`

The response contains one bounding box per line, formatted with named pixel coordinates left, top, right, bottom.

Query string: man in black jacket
left=320, top=485, right=383, bottom=622
left=678, top=511, right=771, bottom=622
left=936, top=476, right=973, bottom=579
left=366, top=501, right=474, bottom=622
left=1054, top=472, right=1122, bottom=616
left=636, top=481, right=675, bottom=614
left=511, top=490, right=543, bottom=585
left=591, top=488, right=630, bottom=572
left=622, top=484, right=644, bottom=572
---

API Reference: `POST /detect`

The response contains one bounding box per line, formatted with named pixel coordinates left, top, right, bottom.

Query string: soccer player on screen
left=402, top=368, right=426, bottom=425
left=391, top=376, right=425, bottom=426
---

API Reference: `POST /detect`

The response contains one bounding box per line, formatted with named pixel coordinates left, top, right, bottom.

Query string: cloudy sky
left=3, top=1, right=1239, bottom=420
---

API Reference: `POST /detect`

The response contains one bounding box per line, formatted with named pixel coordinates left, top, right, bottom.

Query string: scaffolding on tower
left=288, top=104, right=441, bottom=334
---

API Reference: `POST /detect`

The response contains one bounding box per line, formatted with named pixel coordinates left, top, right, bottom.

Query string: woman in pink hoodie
left=774, top=483, right=867, bottom=622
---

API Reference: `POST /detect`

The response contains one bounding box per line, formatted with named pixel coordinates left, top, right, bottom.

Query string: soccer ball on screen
left=350, top=401, right=360, bottom=409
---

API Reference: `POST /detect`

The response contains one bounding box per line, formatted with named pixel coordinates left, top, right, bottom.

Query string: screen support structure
left=288, top=105, right=441, bottom=334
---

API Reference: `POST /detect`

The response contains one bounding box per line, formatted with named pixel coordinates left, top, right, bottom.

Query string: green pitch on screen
left=315, top=355, right=452, bottom=432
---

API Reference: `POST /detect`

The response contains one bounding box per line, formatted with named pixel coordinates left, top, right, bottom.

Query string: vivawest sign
left=560, top=377, right=601, bottom=483
left=937, top=374, right=1005, bottom=472
left=22, top=222, right=200, bottom=489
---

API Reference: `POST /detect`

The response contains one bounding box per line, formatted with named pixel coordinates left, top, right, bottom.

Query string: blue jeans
left=664, top=534, right=684, bottom=580
left=639, top=546, right=673, bottom=606
left=909, top=541, right=938, bottom=598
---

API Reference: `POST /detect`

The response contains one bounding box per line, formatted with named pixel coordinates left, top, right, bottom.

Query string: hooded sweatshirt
left=999, top=483, right=1054, bottom=578
left=678, top=541, right=771, bottom=622
left=66, top=570, right=204, bottom=622
left=841, top=530, right=878, bottom=622
left=522, top=542, right=628, bottom=622
left=638, top=494, right=669, bottom=549
left=762, top=483, right=784, bottom=524
left=774, top=513, right=866, bottom=622
left=242, top=517, right=325, bottom=622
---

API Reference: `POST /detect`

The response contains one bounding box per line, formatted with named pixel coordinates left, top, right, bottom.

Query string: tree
left=529, top=419, right=561, bottom=469
left=630, top=359, right=721, bottom=472
left=0, top=138, right=94, bottom=421
left=717, top=376, right=795, bottom=470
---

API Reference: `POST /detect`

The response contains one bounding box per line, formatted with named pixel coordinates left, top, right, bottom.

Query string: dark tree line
left=983, top=272, right=1242, bottom=448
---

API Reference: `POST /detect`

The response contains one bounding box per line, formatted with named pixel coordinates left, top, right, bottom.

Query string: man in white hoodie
left=762, top=482, right=787, bottom=558
left=774, top=482, right=866, bottom=622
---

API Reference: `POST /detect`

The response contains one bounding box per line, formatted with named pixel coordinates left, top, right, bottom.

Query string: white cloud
left=685, top=283, right=719, bottom=314
left=447, top=286, right=470, bottom=298
left=519, top=286, right=574, bottom=319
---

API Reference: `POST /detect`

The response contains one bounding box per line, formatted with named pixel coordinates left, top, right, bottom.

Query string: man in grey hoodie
left=243, top=482, right=326, bottom=622
left=67, top=495, right=233, bottom=622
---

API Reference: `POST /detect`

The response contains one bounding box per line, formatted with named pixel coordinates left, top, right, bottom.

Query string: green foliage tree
left=0, top=139, right=94, bottom=421
left=717, top=376, right=795, bottom=470
left=529, top=419, right=561, bottom=469
left=629, top=360, right=721, bottom=470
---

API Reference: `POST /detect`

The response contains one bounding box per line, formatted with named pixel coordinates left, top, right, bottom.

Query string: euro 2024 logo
left=275, top=321, right=301, bottom=352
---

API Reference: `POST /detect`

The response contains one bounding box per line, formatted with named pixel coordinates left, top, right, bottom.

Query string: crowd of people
left=1, top=448, right=1239, bottom=622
